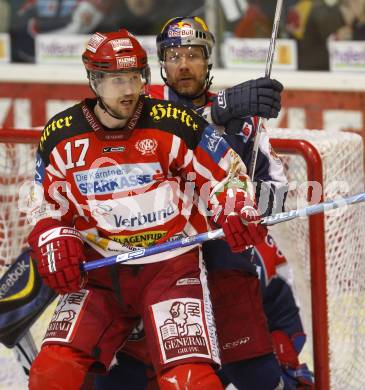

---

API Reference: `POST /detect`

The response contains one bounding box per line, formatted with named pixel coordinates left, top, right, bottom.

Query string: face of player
left=163, top=46, right=209, bottom=98
left=94, top=70, right=144, bottom=120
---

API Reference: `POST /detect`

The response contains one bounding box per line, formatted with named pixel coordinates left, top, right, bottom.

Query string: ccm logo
left=222, top=337, right=250, bottom=350
left=217, top=90, right=227, bottom=109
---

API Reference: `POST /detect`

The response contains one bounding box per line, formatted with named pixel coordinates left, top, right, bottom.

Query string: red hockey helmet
left=82, top=29, right=150, bottom=85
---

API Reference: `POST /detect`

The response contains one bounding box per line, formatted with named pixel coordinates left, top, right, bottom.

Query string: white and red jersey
left=31, top=96, right=246, bottom=261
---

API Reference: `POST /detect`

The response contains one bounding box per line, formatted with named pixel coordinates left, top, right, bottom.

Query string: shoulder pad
left=38, top=102, right=91, bottom=165
left=142, top=98, right=209, bottom=149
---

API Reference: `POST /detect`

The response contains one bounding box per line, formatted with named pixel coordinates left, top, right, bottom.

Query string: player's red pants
left=29, top=345, right=223, bottom=390
left=31, top=247, right=221, bottom=387
left=29, top=345, right=94, bottom=390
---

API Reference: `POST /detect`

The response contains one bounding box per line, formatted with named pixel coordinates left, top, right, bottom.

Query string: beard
left=103, top=97, right=138, bottom=120
left=170, top=75, right=206, bottom=98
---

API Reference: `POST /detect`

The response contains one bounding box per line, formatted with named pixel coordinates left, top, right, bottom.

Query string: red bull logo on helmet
left=167, top=22, right=194, bottom=38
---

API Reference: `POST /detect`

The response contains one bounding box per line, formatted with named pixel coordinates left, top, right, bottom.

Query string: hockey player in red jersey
left=95, top=17, right=314, bottom=390
left=27, top=29, right=269, bottom=390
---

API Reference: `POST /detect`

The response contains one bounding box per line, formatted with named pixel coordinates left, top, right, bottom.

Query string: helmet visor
left=163, top=46, right=206, bottom=65
left=90, top=70, right=146, bottom=99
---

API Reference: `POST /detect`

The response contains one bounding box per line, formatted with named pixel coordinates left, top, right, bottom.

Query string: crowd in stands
left=3, top=0, right=365, bottom=70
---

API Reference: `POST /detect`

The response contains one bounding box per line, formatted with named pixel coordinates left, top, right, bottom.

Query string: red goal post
left=0, top=127, right=364, bottom=390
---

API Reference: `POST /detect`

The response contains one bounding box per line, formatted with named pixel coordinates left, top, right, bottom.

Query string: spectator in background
left=285, top=0, right=357, bottom=70
left=233, top=0, right=298, bottom=38
left=0, top=0, right=10, bottom=32
left=234, top=0, right=272, bottom=38
left=99, top=0, right=204, bottom=36
left=10, top=0, right=204, bottom=63
left=98, top=0, right=164, bottom=35
left=10, top=0, right=111, bottom=62
left=335, top=0, right=365, bottom=40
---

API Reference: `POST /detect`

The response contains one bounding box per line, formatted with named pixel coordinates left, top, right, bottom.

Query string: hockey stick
left=248, top=0, right=284, bottom=179
left=82, top=191, right=365, bottom=272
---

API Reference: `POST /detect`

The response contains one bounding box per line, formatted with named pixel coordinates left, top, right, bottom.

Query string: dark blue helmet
left=156, top=16, right=215, bottom=63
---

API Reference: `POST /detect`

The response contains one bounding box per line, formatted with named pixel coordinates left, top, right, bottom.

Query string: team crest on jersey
left=151, top=298, right=212, bottom=363
left=43, top=290, right=89, bottom=343
left=135, top=138, right=158, bottom=155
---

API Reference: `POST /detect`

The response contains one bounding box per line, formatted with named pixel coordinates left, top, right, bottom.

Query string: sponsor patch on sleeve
left=199, top=126, right=229, bottom=163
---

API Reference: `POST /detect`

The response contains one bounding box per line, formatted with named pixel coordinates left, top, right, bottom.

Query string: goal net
left=269, top=128, right=365, bottom=390
left=0, top=127, right=364, bottom=390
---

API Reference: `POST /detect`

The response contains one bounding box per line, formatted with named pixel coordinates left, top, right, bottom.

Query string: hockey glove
left=271, top=330, right=315, bottom=388
left=211, top=190, right=267, bottom=253
left=211, top=77, right=283, bottom=125
left=28, top=219, right=86, bottom=295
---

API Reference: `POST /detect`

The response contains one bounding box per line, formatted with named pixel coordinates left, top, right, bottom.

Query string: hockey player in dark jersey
left=26, top=28, right=271, bottom=390
left=95, top=17, right=314, bottom=390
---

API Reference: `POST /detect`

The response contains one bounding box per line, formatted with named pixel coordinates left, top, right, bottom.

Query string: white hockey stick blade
left=262, top=192, right=365, bottom=226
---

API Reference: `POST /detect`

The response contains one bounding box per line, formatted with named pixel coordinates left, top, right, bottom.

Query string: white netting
left=0, top=136, right=57, bottom=390
left=268, top=128, right=365, bottom=390
left=0, top=142, right=37, bottom=277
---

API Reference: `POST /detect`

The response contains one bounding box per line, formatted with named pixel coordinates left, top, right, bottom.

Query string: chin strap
left=96, top=96, right=126, bottom=121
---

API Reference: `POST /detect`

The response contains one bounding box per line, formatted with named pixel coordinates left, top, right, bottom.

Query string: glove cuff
left=38, top=226, right=82, bottom=246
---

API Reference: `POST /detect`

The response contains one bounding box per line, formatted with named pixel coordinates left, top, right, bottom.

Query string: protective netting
left=0, top=142, right=37, bottom=277
left=0, top=139, right=41, bottom=390
left=268, top=128, right=365, bottom=390
left=0, top=129, right=364, bottom=389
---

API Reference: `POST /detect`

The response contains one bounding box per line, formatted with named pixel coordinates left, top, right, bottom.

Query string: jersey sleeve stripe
left=46, top=164, right=65, bottom=179
left=168, top=134, right=181, bottom=168
left=182, top=149, right=194, bottom=169
left=192, top=155, right=218, bottom=182
left=260, top=133, right=288, bottom=186
left=66, top=184, right=86, bottom=216
left=51, top=148, right=67, bottom=176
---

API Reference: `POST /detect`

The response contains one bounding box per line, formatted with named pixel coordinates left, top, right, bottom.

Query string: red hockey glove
left=28, top=219, right=86, bottom=295
left=271, top=330, right=315, bottom=388
left=211, top=191, right=267, bottom=253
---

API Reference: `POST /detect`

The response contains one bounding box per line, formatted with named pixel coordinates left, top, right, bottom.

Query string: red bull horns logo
left=167, top=22, right=194, bottom=38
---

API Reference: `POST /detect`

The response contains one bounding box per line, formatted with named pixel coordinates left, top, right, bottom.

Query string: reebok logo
left=0, top=260, right=30, bottom=299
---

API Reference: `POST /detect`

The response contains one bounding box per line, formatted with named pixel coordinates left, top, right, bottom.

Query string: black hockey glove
left=211, top=77, right=283, bottom=125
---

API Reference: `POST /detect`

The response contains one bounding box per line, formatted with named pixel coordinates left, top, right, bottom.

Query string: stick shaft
left=265, top=0, right=284, bottom=77
left=82, top=229, right=224, bottom=271
left=81, top=192, right=365, bottom=272
left=262, top=191, right=365, bottom=226
left=249, top=0, right=284, bottom=180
